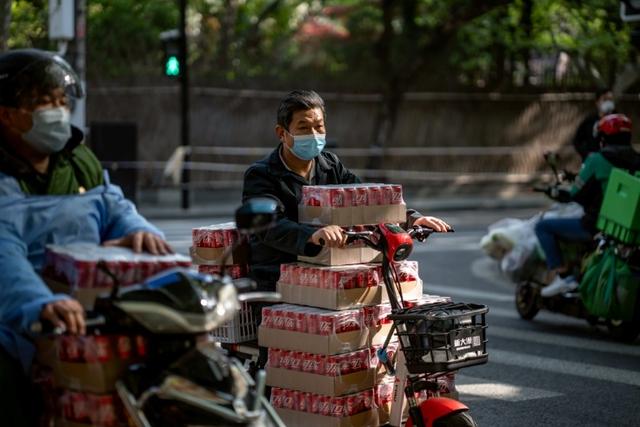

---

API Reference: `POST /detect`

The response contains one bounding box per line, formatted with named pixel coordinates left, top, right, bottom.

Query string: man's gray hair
left=277, top=90, right=325, bottom=130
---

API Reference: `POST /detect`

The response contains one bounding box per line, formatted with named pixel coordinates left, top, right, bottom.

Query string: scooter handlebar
left=237, top=291, right=282, bottom=304
left=30, top=314, right=107, bottom=335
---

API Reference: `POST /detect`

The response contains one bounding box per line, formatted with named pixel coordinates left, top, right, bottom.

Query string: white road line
left=489, top=349, right=640, bottom=387
left=469, top=256, right=514, bottom=290
left=455, top=375, right=563, bottom=402
left=424, top=283, right=513, bottom=302
left=489, top=325, right=640, bottom=357
left=486, top=306, right=583, bottom=325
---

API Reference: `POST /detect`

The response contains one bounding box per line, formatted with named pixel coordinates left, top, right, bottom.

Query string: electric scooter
left=36, top=198, right=287, bottom=427
left=332, top=224, right=488, bottom=427
left=514, top=153, right=640, bottom=342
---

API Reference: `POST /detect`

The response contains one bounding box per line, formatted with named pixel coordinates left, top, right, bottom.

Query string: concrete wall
left=86, top=87, right=640, bottom=194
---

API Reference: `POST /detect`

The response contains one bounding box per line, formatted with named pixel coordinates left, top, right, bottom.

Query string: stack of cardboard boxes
left=191, top=222, right=257, bottom=343
left=37, top=243, right=191, bottom=426
left=260, top=183, right=428, bottom=426
left=36, top=330, right=147, bottom=426
left=191, top=222, right=249, bottom=279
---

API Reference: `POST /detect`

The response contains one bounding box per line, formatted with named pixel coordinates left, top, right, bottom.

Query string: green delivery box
left=597, top=168, right=640, bottom=244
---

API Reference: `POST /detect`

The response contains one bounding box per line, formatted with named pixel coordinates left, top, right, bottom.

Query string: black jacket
left=572, top=112, right=600, bottom=161
left=242, top=146, right=359, bottom=289
left=242, top=145, right=420, bottom=290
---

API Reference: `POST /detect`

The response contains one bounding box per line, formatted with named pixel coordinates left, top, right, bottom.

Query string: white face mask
left=598, top=100, right=615, bottom=116
left=22, top=106, right=71, bottom=154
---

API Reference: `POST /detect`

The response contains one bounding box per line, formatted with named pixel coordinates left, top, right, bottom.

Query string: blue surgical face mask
left=286, top=132, right=326, bottom=161
left=23, top=106, right=71, bottom=154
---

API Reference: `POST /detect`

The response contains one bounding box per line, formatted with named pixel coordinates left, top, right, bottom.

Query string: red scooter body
left=406, top=397, right=470, bottom=427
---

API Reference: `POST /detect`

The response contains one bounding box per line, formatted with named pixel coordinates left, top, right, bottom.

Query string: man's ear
left=275, top=124, right=285, bottom=143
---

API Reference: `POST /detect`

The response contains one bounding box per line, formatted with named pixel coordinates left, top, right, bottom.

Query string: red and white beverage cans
left=368, top=185, right=382, bottom=206
left=117, top=335, right=132, bottom=360
left=279, top=263, right=384, bottom=289
left=300, top=183, right=403, bottom=207
left=331, top=396, right=346, bottom=418
left=273, top=388, right=374, bottom=418
left=268, top=347, right=281, bottom=368
left=318, top=395, right=332, bottom=416
left=94, top=335, right=112, bottom=363
left=329, top=187, right=346, bottom=208
left=271, top=388, right=283, bottom=408
left=43, top=244, right=191, bottom=289
left=262, top=304, right=364, bottom=336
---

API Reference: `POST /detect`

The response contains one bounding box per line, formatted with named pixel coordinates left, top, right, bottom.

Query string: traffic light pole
left=179, top=0, right=190, bottom=209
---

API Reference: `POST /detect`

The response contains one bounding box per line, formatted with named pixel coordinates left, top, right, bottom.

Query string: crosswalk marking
left=489, top=325, right=640, bottom=357
left=455, top=375, right=563, bottom=402
left=489, top=349, right=640, bottom=387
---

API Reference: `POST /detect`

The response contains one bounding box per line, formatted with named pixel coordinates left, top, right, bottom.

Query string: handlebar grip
left=318, top=238, right=326, bottom=246
left=233, top=277, right=257, bottom=292
left=30, top=321, right=66, bottom=335
left=237, top=292, right=282, bottom=304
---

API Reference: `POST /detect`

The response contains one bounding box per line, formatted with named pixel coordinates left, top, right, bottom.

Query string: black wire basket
left=389, top=302, right=489, bottom=374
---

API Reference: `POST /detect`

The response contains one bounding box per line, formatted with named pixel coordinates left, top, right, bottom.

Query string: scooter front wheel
left=433, top=411, right=478, bottom=427
left=515, top=281, right=540, bottom=320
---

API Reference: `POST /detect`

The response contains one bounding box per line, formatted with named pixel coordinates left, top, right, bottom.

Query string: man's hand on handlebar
left=40, top=299, right=86, bottom=335
left=412, top=216, right=452, bottom=233
left=309, top=225, right=347, bottom=248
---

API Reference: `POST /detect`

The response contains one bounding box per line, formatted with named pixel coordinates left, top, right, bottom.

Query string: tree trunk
left=520, top=0, right=533, bottom=87
left=0, top=0, right=12, bottom=51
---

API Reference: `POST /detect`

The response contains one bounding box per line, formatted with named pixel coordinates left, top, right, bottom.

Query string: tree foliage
left=4, top=0, right=633, bottom=91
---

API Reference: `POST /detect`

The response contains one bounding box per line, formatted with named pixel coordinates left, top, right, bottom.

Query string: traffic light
left=165, top=55, right=180, bottom=77
left=160, top=29, right=182, bottom=79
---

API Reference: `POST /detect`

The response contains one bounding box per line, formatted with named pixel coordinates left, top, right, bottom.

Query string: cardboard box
left=299, top=204, right=406, bottom=227
left=299, top=246, right=381, bottom=266
left=259, top=322, right=396, bottom=355
left=259, top=326, right=369, bottom=355
left=190, top=243, right=249, bottom=266
left=277, top=281, right=422, bottom=310
left=275, top=408, right=379, bottom=427
left=54, top=359, right=127, bottom=394
left=44, top=277, right=109, bottom=310
left=266, top=367, right=375, bottom=396
left=370, top=322, right=394, bottom=347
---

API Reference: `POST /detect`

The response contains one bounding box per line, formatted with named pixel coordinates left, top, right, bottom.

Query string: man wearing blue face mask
left=243, top=90, right=451, bottom=291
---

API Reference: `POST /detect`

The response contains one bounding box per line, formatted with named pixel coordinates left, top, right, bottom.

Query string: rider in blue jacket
left=0, top=49, right=171, bottom=426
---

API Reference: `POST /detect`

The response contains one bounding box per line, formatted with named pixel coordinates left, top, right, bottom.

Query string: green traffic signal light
left=165, top=55, right=181, bottom=77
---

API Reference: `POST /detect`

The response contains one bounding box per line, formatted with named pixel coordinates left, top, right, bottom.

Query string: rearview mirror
left=235, top=198, right=278, bottom=234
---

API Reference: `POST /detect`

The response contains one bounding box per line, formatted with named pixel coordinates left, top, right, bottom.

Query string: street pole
left=72, top=0, right=86, bottom=130
left=179, top=0, right=190, bottom=210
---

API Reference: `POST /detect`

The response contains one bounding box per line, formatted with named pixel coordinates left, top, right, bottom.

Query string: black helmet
left=0, top=49, right=83, bottom=108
